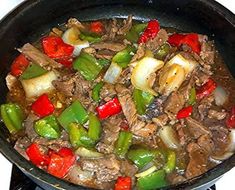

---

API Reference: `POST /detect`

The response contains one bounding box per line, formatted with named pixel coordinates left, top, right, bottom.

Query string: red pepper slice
left=90, top=21, right=103, bottom=33
left=168, top=33, right=201, bottom=54
left=196, top=78, right=217, bottom=100
left=31, top=94, right=55, bottom=118
left=42, top=36, right=74, bottom=59
left=26, top=143, right=50, bottom=166
left=96, top=97, right=122, bottom=119
left=138, top=20, right=160, bottom=44
left=10, top=54, right=30, bottom=77
left=47, top=148, right=75, bottom=178
left=176, top=106, right=193, bottom=120
left=57, top=57, right=73, bottom=68
left=114, top=176, right=132, bottom=190
left=226, top=106, right=235, bottom=129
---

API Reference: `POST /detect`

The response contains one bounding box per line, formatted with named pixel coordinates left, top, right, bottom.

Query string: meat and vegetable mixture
left=1, top=15, right=235, bottom=189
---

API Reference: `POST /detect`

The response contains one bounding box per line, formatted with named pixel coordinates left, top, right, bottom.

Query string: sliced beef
left=66, top=18, right=85, bottom=30
left=208, top=109, right=227, bottom=120
left=91, top=41, right=126, bottom=52
left=185, top=117, right=212, bottom=139
left=175, top=123, right=191, bottom=146
left=100, top=83, right=117, bottom=102
left=199, top=35, right=215, bottom=65
left=95, top=49, right=116, bottom=60
left=19, top=43, right=61, bottom=69
left=167, top=172, right=186, bottom=185
left=146, top=29, right=168, bottom=51
left=152, top=114, right=169, bottom=127
left=185, top=143, right=209, bottom=179
left=80, top=154, right=121, bottom=183
left=14, top=137, right=31, bottom=159
left=49, top=27, right=63, bottom=37
left=197, top=134, right=215, bottom=154
left=102, top=18, right=119, bottom=40
left=24, top=114, right=39, bottom=140
left=131, top=44, right=145, bottom=63
left=120, top=159, right=138, bottom=177
left=117, top=15, right=133, bottom=35
left=194, top=71, right=210, bottom=86
left=116, top=67, right=132, bottom=85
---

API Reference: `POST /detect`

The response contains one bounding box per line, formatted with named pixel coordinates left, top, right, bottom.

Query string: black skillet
left=0, top=0, right=235, bottom=189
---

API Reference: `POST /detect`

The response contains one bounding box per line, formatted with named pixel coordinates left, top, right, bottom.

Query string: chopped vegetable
left=131, top=57, right=164, bottom=96
left=159, top=126, right=180, bottom=149
left=188, top=87, right=196, bottom=105
left=20, top=63, right=47, bottom=80
left=10, top=54, right=29, bottom=77
left=133, top=88, right=154, bottom=115
left=26, top=143, right=50, bottom=166
left=20, top=70, right=57, bottom=98
left=96, top=97, right=122, bottom=119
left=114, top=131, right=133, bottom=158
left=75, top=147, right=104, bottom=158
left=155, top=43, right=171, bottom=60
left=103, top=62, right=122, bottom=84
left=97, top=58, right=111, bottom=67
left=34, top=115, right=61, bottom=139
left=58, top=100, right=88, bottom=131
left=0, top=103, right=24, bottom=134
left=176, top=106, right=193, bottom=120
left=114, top=176, right=132, bottom=190
left=87, top=113, right=102, bottom=142
left=73, top=52, right=103, bottom=81
left=79, top=32, right=101, bottom=43
left=31, top=94, right=55, bottom=118
left=90, top=21, right=103, bottom=33
left=138, top=20, right=160, bottom=44
left=125, top=23, right=147, bottom=43
left=112, top=45, right=136, bottom=68
left=168, top=33, right=201, bottom=54
left=214, top=86, right=229, bottom=106
left=226, top=106, right=235, bottom=129
left=196, top=78, right=217, bottom=100
left=163, top=150, right=176, bottom=173
left=92, top=82, right=104, bottom=102
left=137, top=169, right=167, bottom=190
left=42, top=36, right=74, bottom=59
left=135, top=165, right=157, bottom=178
left=57, top=57, right=73, bottom=68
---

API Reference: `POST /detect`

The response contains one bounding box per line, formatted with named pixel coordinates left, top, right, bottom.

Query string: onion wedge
left=159, top=126, right=180, bottom=149
left=103, top=62, right=122, bottom=84
left=131, top=57, right=164, bottom=96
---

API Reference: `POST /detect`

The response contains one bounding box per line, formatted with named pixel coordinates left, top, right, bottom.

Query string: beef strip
left=80, top=154, right=121, bottom=183
left=185, top=117, right=212, bottom=139
left=102, top=18, right=119, bottom=40
left=175, top=123, right=191, bottom=146
left=131, top=44, right=145, bottom=62
left=14, top=136, right=31, bottom=159
left=152, top=114, right=169, bottom=127
left=199, top=35, right=215, bottom=65
left=100, top=83, right=117, bottom=102
left=19, top=43, right=61, bottom=69
left=115, top=84, right=157, bottom=137
left=95, top=49, right=116, bottom=60
left=116, top=67, right=132, bottom=86
left=49, top=27, right=63, bottom=37
left=91, top=41, right=126, bottom=52
left=24, top=114, right=39, bottom=140
left=117, top=15, right=133, bottom=35
left=66, top=18, right=85, bottom=30
left=208, top=109, right=227, bottom=120
left=197, top=134, right=215, bottom=154
left=146, top=29, right=168, bottom=51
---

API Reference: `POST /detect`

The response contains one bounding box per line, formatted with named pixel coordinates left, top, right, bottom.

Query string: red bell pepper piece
left=96, top=97, right=122, bottom=119
left=31, top=94, right=55, bottom=118
left=90, top=21, right=104, bottom=33
left=196, top=78, right=217, bottom=100
left=26, top=143, right=50, bottom=166
left=138, top=20, right=160, bottom=44
left=176, top=106, right=193, bottom=120
left=42, top=36, right=74, bottom=59
left=168, top=33, right=201, bottom=54
left=114, top=176, right=132, bottom=190
left=10, top=54, right=29, bottom=77
left=57, top=57, right=73, bottom=68
left=226, top=106, right=235, bottom=129
left=47, top=147, right=75, bottom=178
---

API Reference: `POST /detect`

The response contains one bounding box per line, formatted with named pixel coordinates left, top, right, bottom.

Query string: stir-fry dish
left=1, top=15, right=235, bottom=190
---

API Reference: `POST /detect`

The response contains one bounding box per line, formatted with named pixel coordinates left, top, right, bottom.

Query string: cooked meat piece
left=175, top=123, right=191, bottom=146
left=120, top=159, right=138, bottom=177
left=24, top=114, right=39, bottom=140
left=152, top=114, right=169, bottom=127
left=145, top=96, right=166, bottom=120
left=14, top=137, right=31, bottom=159
left=185, top=143, right=209, bottom=179
left=197, top=134, right=215, bottom=154
left=194, top=95, right=214, bottom=120
left=167, top=172, right=186, bottom=185
left=200, top=37, right=215, bottom=65
left=19, top=43, right=61, bottom=69
left=194, top=71, right=210, bottom=86
left=100, top=83, right=116, bottom=102
left=49, top=27, right=63, bottom=37
left=185, top=117, right=212, bottom=139
left=132, top=135, right=160, bottom=149
left=178, top=76, right=195, bottom=102
left=91, top=42, right=126, bottom=52
left=131, top=44, right=145, bottom=63
left=116, top=67, right=132, bottom=85
left=117, top=15, right=133, bottom=35
left=208, top=109, right=227, bottom=120
left=66, top=18, right=85, bottom=30
left=6, top=74, right=17, bottom=91
left=146, top=29, right=168, bottom=51
left=164, top=91, right=185, bottom=119
left=102, top=18, right=119, bottom=40
left=96, top=115, right=122, bottom=154
left=115, top=84, right=157, bottom=137
left=80, top=154, right=121, bottom=183
left=95, top=49, right=116, bottom=60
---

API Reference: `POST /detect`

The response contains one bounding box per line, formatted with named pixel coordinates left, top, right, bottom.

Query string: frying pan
left=0, top=0, right=235, bottom=189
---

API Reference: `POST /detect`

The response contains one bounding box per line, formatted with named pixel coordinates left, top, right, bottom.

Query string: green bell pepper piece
left=88, top=113, right=102, bottom=142
left=163, top=150, right=176, bottom=173
left=127, top=147, right=162, bottom=169
left=133, top=89, right=154, bottom=115
left=79, top=32, right=101, bottom=43
left=68, top=123, right=95, bottom=148
left=188, top=87, right=196, bottom=105
left=125, top=23, right=148, bottom=43
left=114, top=131, right=133, bottom=158
left=58, top=100, right=88, bottom=131
left=155, top=43, right=171, bottom=60
left=92, top=82, right=104, bottom=102
left=34, top=115, right=61, bottom=139
left=0, top=103, right=24, bottom=134
left=97, top=59, right=111, bottom=67
left=20, top=63, right=47, bottom=80
left=112, top=45, right=136, bottom=68
left=73, top=52, right=103, bottom=81
left=137, top=169, right=167, bottom=190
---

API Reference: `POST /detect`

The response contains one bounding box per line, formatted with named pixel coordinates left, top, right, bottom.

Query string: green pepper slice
left=155, top=43, right=171, bottom=60
left=79, top=32, right=101, bottom=43
left=34, top=115, right=61, bottom=139
left=0, top=103, right=24, bottom=134
left=87, top=113, right=102, bottom=142
left=125, top=23, right=148, bottom=43
left=20, top=63, right=47, bottom=80
left=163, top=150, right=176, bottom=173
left=188, top=87, right=196, bottom=105
left=92, top=82, right=104, bottom=102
